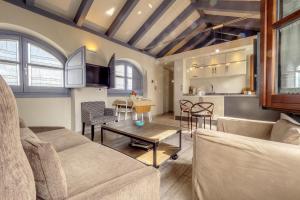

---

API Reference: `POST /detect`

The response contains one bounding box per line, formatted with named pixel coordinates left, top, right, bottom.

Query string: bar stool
left=190, top=102, right=214, bottom=136
left=179, top=100, right=193, bottom=131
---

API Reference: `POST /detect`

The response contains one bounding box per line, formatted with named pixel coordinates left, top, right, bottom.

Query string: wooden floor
left=86, top=114, right=208, bottom=200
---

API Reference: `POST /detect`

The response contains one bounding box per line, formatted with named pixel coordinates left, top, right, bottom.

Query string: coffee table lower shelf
left=129, top=143, right=180, bottom=166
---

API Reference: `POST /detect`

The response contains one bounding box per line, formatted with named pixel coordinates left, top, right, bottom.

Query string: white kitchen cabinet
left=186, top=57, right=205, bottom=68
left=214, top=65, right=226, bottom=77
left=227, top=61, right=247, bottom=76
left=204, top=54, right=226, bottom=66
left=190, top=62, right=246, bottom=79
left=203, top=56, right=211, bottom=66
left=189, top=67, right=200, bottom=78
left=226, top=50, right=246, bottom=63
left=190, top=67, right=213, bottom=78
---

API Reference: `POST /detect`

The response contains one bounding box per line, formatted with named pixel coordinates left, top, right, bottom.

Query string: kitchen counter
left=175, top=94, right=280, bottom=122
left=183, top=94, right=257, bottom=97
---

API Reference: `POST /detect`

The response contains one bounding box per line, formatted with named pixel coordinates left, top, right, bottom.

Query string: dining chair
left=115, top=100, right=134, bottom=121
left=190, top=102, right=214, bottom=136
left=179, top=100, right=193, bottom=131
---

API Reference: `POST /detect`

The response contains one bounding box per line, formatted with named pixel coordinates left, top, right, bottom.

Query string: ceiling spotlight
left=105, top=7, right=115, bottom=16
left=148, top=3, right=153, bottom=8
left=137, top=10, right=142, bottom=15
left=215, top=49, right=220, bottom=53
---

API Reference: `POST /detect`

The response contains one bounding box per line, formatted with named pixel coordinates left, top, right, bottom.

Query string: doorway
left=163, top=63, right=174, bottom=115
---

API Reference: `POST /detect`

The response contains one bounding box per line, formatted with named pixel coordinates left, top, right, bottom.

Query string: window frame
left=260, top=0, right=300, bottom=113
left=108, top=60, right=143, bottom=96
left=0, top=30, right=69, bottom=97
left=0, top=34, right=23, bottom=92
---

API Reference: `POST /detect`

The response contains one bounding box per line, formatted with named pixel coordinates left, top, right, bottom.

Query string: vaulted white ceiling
left=6, top=0, right=260, bottom=57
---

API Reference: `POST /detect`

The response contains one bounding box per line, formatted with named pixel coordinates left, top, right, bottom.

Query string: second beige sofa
left=193, top=117, right=300, bottom=200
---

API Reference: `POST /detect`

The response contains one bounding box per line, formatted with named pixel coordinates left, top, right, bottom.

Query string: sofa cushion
left=36, top=128, right=90, bottom=152
left=21, top=135, right=68, bottom=199
left=271, top=119, right=300, bottom=144
left=58, top=142, right=148, bottom=197
left=0, top=76, right=36, bottom=199
left=68, top=166, right=160, bottom=200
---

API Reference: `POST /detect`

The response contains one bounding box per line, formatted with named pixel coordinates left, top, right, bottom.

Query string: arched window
left=0, top=30, right=67, bottom=96
left=108, top=60, right=143, bottom=96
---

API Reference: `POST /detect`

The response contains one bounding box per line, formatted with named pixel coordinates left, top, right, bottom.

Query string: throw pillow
left=19, top=117, right=27, bottom=128
left=281, top=128, right=300, bottom=145
left=280, top=113, right=300, bottom=125
left=270, top=118, right=300, bottom=145
left=21, top=136, right=68, bottom=199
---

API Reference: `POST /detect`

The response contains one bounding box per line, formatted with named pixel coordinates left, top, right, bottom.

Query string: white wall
left=0, top=1, right=163, bottom=131
left=174, top=60, right=187, bottom=117
left=17, top=98, right=71, bottom=128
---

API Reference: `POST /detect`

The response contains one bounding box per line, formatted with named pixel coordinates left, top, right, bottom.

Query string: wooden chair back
left=179, top=100, right=193, bottom=112
left=191, top=102, right=214, bottom=116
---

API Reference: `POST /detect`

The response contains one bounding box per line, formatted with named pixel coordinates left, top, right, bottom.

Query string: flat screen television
left=86, top=63, right=110, bottom=87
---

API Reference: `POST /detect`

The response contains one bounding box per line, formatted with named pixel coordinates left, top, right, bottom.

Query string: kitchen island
left=176, top=94, right=279, bottom=122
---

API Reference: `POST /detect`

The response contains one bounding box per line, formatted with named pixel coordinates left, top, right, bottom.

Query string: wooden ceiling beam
left=194, top=34, right=216, bottom=49
left=23, top=0, right=34, bottom=6
left=4, top=0, right=155, bottom=57
left=156, top=17, right=206, bottom=57
left=106, top=0, right=139, bottom=37
left=203, top=15, right=260, bottom=31
left=144, top=4, right=195, bottom=51
left=213, top=32, right=236, bottom=41
left=216, top=27, right=258, bottom=37
left=73, top=0, right=94, bottom=26
left=175, top=30, right=212, bottom=54
left=128, top=0, right=175, bottom=46
left=194, top=0, right=260, bottom=13
left=203, top=9, right=260, bottom=19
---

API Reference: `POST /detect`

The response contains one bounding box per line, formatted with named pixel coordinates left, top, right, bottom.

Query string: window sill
left=14, top=91, right=70, bottom=98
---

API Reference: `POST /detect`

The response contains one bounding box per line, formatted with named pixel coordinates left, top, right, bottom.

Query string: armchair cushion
left=21, top=131, right=68, bottom=199
left=91, top=115, right=117, bottom=125
left=35, top=128, right=90, bottom=152
left=104, top=107, right=116, bottom=116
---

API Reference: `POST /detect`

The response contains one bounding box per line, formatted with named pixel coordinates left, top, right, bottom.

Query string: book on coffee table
left=130, top=139, right=152, bottom=150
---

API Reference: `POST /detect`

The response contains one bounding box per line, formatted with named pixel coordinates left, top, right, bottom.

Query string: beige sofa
left=0, top=76, right=160, bottom=200
left=193, top=117, right=300, bottom=200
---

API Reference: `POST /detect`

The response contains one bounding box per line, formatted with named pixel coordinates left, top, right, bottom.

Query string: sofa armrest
left=104, top=108, right=116, bottom=116
left=193, top=129, right=300, bottom=200
left=81, top=109, right=92, bottom=123
left=217, top=117, right=275, bottom=139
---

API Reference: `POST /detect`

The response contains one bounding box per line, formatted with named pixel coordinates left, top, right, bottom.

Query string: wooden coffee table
left=101, top=120, right=181, bottom=168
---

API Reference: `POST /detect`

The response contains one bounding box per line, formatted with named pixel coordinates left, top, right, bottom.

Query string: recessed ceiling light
left=148, top=3, right=153, bottom=8
left=137, top=10, right=142, bottom=15
left=106, top=7, right=115, bottom=16
left=215, top=49, right=220, bottom=53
